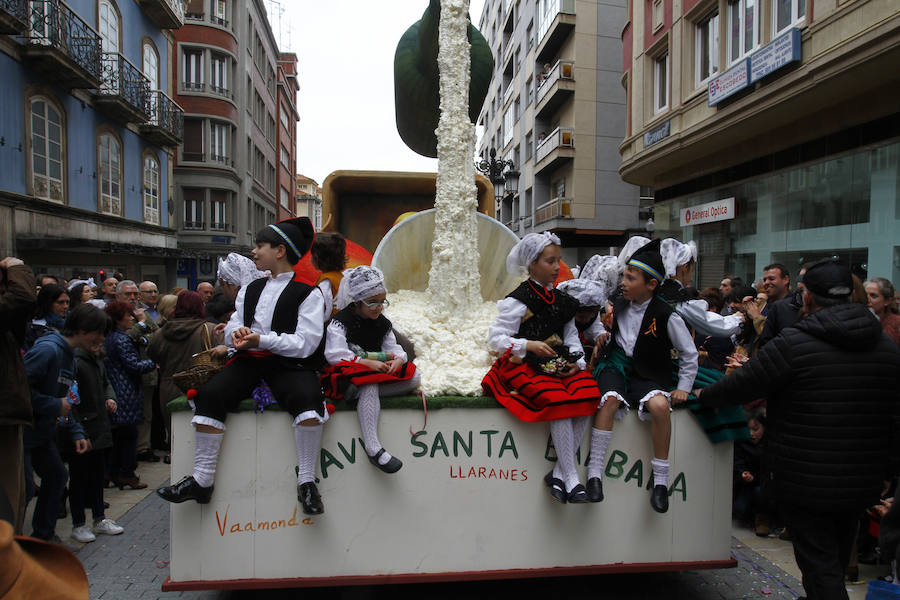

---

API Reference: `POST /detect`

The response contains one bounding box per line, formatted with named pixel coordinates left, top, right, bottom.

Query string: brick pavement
left=77, top=486, right=808, bottom=600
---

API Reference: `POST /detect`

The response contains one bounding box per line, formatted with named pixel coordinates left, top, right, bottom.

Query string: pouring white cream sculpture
left=162, top=2, right=735, bottom=590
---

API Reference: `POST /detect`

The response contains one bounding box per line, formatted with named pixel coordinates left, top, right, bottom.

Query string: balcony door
left=143, top=42, right=159, bottom=123
left=98, top=1, right=120, bottom=94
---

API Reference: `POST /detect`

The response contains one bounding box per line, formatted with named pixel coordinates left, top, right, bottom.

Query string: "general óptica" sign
left=680, top=197, right=735, bottom=227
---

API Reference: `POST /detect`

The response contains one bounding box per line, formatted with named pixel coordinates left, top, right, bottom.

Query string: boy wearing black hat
left=158, top=217, right=330, bottom=515
left=589, top=239, right=698, bottom=513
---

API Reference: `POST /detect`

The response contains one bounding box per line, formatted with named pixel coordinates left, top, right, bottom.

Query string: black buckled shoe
left=298, top=482, right=324, bottom=515
left=650, top=482, right=669, bottom=513
left=367, top=448, right=402, bottom=474
left=157, top=476, right=213, bottom=504
left=543, top=471, right=567, bottom=504
left=567, top=484, right=588, bottom=504
left=586, top=477, right=604, bottom=503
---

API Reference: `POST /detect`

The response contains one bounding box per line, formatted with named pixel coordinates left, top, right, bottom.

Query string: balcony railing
left=535, top=126, right=574, bottom=164
left=536, top=59, right=574, bottom=105
left=210, top=222, right=229, bottom=231
left=98, top=52, right=151, bottom=120
left=0, top=0, right=27, bottom=34
left=183, top=81, right=204, bottom=92
left=141, top=89, right=184, bottom=146
left=182, top=152, right=205, bottom=162
left=183, top=220, right=204, bottom=230
left=535, top=197, right=573, bottom=224
left=210, top=154, right=229, bottom=165
left=210, top=84, right=229, bottom=97
left=25, top=0, right=102, bottom=88
left=537, top=0, right=575, bottom=45
left=210, top=14, right=227, bottom=27
left=136, top=0, right=183, bottom=29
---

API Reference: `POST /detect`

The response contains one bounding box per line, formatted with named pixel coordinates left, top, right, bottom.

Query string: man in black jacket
left=695, top=259, right=900, bottom=600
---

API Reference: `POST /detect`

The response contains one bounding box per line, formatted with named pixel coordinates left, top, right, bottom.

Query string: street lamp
left=476, top=148, right=518, bottom=202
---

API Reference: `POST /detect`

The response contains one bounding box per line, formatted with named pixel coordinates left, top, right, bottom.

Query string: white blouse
left=325, top=318, right=407, bottom=365
left=223, top=271, right=325, bottom=359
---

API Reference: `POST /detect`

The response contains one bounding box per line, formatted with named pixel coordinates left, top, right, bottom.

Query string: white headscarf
left=505, top=231, right=561, bottom=277
left=617, top=236, right=651, bottom=269
left=660, top=238, right=698, bottom=278
left=217, top=253, right=268, bottom=287
left=578, top=254, right=620, bottom=303
left=557, top=278, right=608, bottom=308
left=67, top=278, right=95, bottom=291
left=335, top=265, right=387, bottom=310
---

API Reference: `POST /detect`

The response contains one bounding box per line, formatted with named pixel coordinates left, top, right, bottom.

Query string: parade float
left=162, top=1, right=735, bottom=591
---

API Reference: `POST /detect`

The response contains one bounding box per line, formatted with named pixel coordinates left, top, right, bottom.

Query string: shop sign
left=680, top=197, right=735, bottom=227
left=750, top=28, right=801, bottom=83
left=708, top=60, right=749, bottom=106
left=643, top=120, right=670, bottom=148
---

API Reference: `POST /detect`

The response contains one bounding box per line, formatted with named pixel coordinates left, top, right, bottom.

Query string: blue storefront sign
left=644, top=120, right=671, bottom=148
left=750, top=28, right=802, bottom=83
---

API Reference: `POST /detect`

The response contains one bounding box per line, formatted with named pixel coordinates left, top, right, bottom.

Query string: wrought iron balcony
left=136, top=0, right=183, bottom=29
left=535, top=126, right=575, bottom=174
left=535, top=59, right=575, bottom=119
left=24, top=0, right=102, bottom=89
left=96, top=52, right=151, bottom=123
left=536, top=0, right=576, bottom=63
left=0, top=0, right=27, bottom=34
left=535, top=196, right=574, bottom=224
left=139, top=90, right=184, bottom=147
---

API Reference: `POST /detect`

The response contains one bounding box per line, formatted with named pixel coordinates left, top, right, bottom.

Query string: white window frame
left=695, top=10, right=719, bottom=87
left=653, top=51, right=669, bottom=114
left=502, top=103, right=514, bottom=147
left=184, top=193, right=204, bottom=230
left=183, top=49, right=203, bottom=90
left=98, top=133, right=122, bottom=216
left=210, top=195, right=227, bottom=230
left=213, top=0, right=227, bottom=26
left=143, top=155, right=160, bottom=225
left=29, top=97, right=65, bottom=203
left=280, top=186, right=290, bottom=210
left=210, top=122, right=228, bottom=164
left=210, top=54, right=227, bottom=95
left=772, top=0, right=805, bottom=37
left=727, top=0, right=760, bottom=66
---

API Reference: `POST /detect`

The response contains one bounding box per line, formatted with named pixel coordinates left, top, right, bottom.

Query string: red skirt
left=482, top=352, right=601, bottom=422
left=321, top=360, right=417, bottom=400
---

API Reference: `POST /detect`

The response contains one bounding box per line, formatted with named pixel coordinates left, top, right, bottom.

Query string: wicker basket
left=172, top=325, right=225, bottom=392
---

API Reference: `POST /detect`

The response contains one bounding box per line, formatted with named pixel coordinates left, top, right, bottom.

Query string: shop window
left=28, top=96, right=65, bottom=203
left=773, top=0, right=805, bottom=36
left=727, top=0, right=759, bottom=65
left=695, top=10, right=719, bottom=87
left=143, top=154, right=160, bottom=225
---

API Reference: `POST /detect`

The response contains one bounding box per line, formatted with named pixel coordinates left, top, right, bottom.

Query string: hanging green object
left=394, top=0, right=495, bottom=158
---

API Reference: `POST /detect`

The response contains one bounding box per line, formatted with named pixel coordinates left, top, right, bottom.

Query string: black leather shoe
left=650, top=484, right=669, bottom=513
left=137, top=450, right=161, bottom=463
left=543, top=471, right=567, bottom=504
left=567, top=484, right=588, bottom=504
left=586, top=477, right=604, bottom=502
left=367, top=448, right=402, bottom=474
left=157, top=476, right=213, bottom=504
left=298, top=482, right=324, bottom=515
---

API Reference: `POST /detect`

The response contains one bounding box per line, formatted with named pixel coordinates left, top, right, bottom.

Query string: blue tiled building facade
left=0, top=0, right=184, bottom=287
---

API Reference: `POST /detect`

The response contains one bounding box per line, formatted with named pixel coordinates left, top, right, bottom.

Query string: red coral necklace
left=528, top=280, right=556, bottom=304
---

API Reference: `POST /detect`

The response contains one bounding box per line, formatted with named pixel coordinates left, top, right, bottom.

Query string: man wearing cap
left=695, top=259, right=900, bottom=600
left=157, top=217, right=330, bottom=515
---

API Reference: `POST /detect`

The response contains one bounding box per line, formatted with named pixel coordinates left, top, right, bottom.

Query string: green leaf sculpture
left=394, top=0, right=495, bottom=158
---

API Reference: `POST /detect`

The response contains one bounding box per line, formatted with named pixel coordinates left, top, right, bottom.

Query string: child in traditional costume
left=590, top=239, right=698, bottom=513
left=157, top=217, right=330, bottom=515
left=556, top=278, right=611, bottom=364
left=482, top=232, right=602, bottom=504
left=321, top=266, right=419, bottom=473
left=311, top=232, right=347, bottom=319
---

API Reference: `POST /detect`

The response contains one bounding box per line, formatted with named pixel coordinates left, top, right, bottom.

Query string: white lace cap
left=579, top=254, right=621, bottom=302
left=217, top=253, right=268, bottom=287
left=557, top=278, right=608, bottom=308
left=335, top=266, right=386, bottom=310
left=660, top=238, right=698, bottom=278
left=617, top=236, right=651, bottom=268
left=67, top=278, right=95, bottom=291
left=505, top=231, right=561, bottom=276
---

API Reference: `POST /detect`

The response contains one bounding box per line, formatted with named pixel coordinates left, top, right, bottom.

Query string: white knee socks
left=357, top=384, right=393, bottom=466
left=550, top=419, right=580, bottom=492
left=294, top=424, right=322, bottom=485
left=587, top=428, right=612, bottom=480
left=651, top=458, right=670, bottom=488
left=192, top=431, right=224, bottom=488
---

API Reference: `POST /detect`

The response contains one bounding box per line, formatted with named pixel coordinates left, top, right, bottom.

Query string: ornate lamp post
left=476, top=148, right=519, bottom=204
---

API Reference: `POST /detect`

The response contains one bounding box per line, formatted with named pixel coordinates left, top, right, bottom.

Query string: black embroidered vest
left=331, top=307, right=392, bottom=352
left=657, top=279, right=696, bottom=308
left=242, top=277, right=324, bottom=368
left=611, top=294, right=675, bottom=388
left=508, top=281, right=579, bottom=342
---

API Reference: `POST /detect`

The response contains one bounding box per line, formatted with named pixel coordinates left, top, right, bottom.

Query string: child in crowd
left=321, top=266, right=419, bottom=473
left=556, top=278, right=611, bottom=365
left=591, top=239, right=698, bottom=512
left=311, top=232, right=347, bottom=319
left=157, top=217, right=330, bottom=515
left=70, top=317, right=124, bottom=543
left=483, top=232, right=602, bottom=504
left=733, top=410, right=768, bottom=534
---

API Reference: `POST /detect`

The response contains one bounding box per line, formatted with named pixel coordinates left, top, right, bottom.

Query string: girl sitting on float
left=482, top=232, right=602, bottom=504
left=321, top=266, right=420, bottom=473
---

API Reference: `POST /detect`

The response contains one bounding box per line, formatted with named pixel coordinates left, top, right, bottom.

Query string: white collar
left=631, top=297, right=652, bottom=310
left=269, top=271, right=294, bottom=281
left=529, top=278, right=554, bottom=290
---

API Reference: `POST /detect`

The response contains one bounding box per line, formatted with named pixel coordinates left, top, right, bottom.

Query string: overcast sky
left=268, top=0, right=486, bottom=186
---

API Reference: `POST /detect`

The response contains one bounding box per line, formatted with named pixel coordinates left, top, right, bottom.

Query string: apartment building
left=477, top=0, right=640, bottom=266
left=276, top=52, right=298, bottom=221
left=0, top=0, right=184, bottom=285
left=620, top=0, right=900, bottom=286
left=295, top=173, right=321, bottom=230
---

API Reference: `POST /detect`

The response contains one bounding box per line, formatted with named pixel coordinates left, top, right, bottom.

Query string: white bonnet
left=617, top=236, right=651, bottom=269
left=660, top=238, right=698, bottom=278
left=506, top=231, right=561, bottom=276
left=556, top=278, right=608, bottom=308
left=217, top=253, right=268, bottom=287
left=335, top=265, right=386, bottom=310
left=67, top=278, right=95, bottom=291
left=578, top=254, right=620, bottom=303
